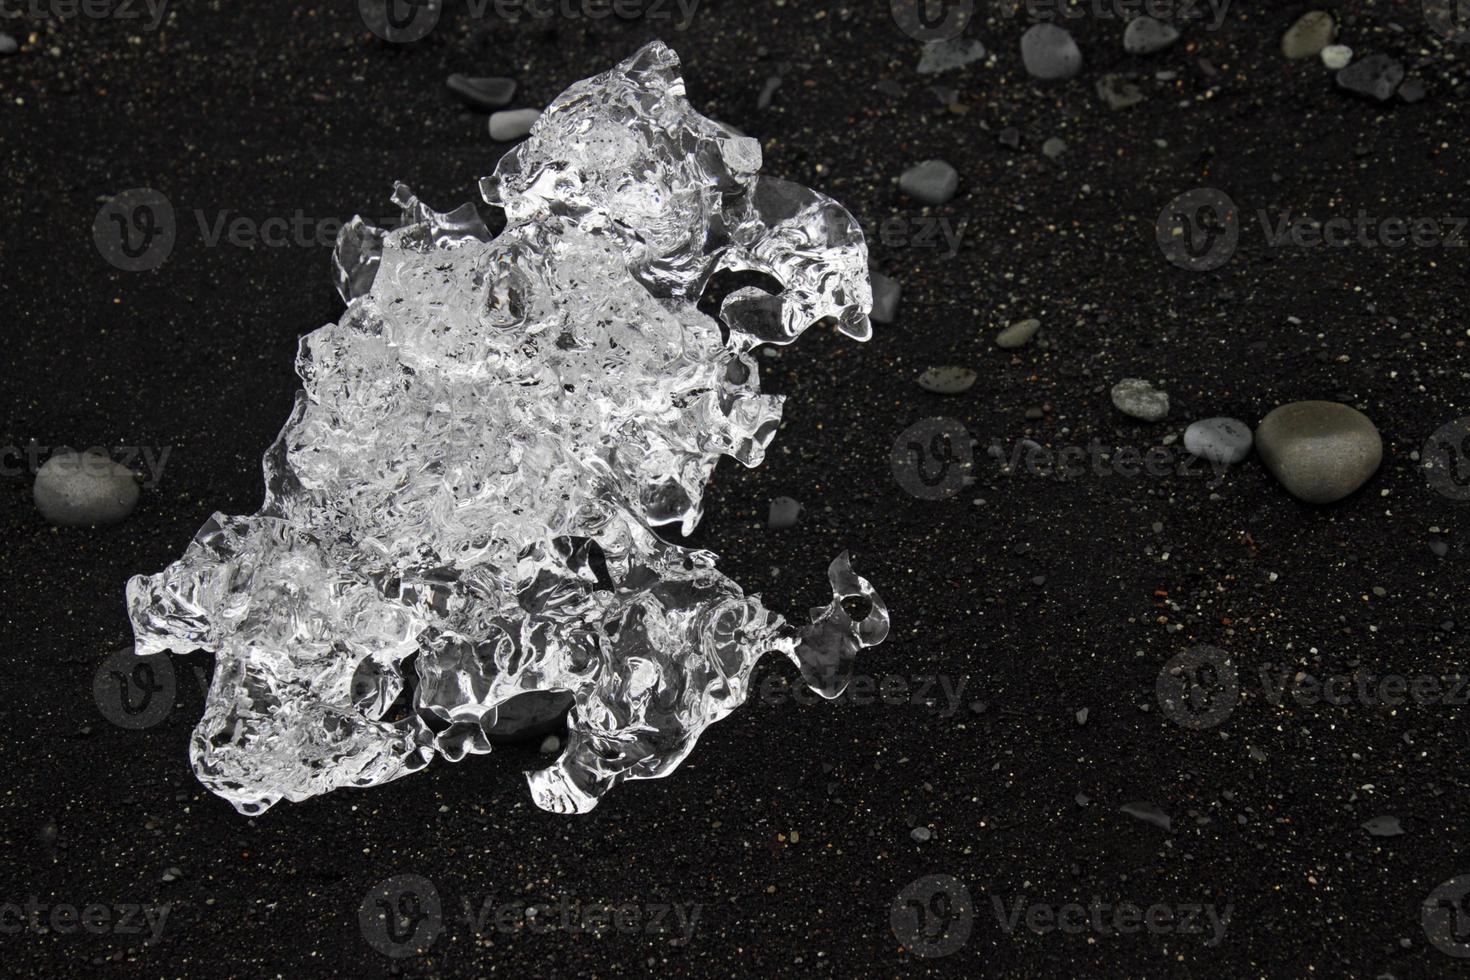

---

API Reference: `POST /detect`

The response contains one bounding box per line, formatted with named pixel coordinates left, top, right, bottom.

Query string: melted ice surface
left=126, top=41, right=888, bottom=815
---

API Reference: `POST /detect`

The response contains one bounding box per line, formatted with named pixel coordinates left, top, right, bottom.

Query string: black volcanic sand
left=3, top=3, right=1469, bottom=977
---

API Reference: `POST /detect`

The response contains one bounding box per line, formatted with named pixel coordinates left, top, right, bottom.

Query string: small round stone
left=1021, top=23, right=1082, bottom=81
left=488, top=108, right=541, bottom=141
left=1336, top=53, right=1405, bottom=102
left=1123, top=16, right=1180, bottom=55
left=1281, top=11, right=1335, bottom=60
left=918, top=366, right=977, bottom=395
left=1184, top=417, right=1253, bottom=465
left=768, top=496, right=802, bottom=529
left=1254, top=401, right=1383, bottom=504
left=1041, top=136, right=1067, bottom=159
left=33, top=449, right=140, bottom=526
left=1110, top=379, right=1170, bottom=422
left=0, top=33, right=17, bottom=56
left=995, top=318, right=1041, bottom=349
left=447, top=74, right=517, bottom=111
left=1320, top=44, right=1353, bottom=70
left=898, top=160, right=959, bottom=205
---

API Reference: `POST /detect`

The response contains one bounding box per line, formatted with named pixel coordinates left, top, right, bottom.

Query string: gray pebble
left=1021, top=23, right=1082, bottom=80
left=1041, top=136, right=1067, bottom=159
left=1254, top=401, right=1383, bottom=504
left=768, top=496, right=802, bottom=529
left=1097, top=73, right=1146, bottom=110
left=1397, top=78, right=1426, bottom=103
left=1363, top=815, right=1404, bottom=837
left=488, top=108, right=541, bottom=141
left=1281, top=10, right=1335, bottom=60
left=539, top=734, right=561, bottom=754
left=910, top=826, right=932, bottom=842
left=870, top=272, right=901, bottom=324
left=1120, top=800, right=1172, bottom=831
left=917, top=37, right=986, bottom=75
left=447, top=74, right=517, bottom=110
left=33, top=449, right=139, bottom=526
left=757, top=74, right=782, bottom=109
left=0, top=33, right=16, bottom=56
left=1110, top=379, right=1170, bottom=422
left=996, top=318, right=1041, bottom=349
left=1183, top=417, right=1253, bottom=465
left=1336, top=54, right=1405, bottom=102
left=899, top=160, right=959, bottom=205
left=918, top=366, right=977, bottom=395
left=1124, top=16, right=1180, bottom=55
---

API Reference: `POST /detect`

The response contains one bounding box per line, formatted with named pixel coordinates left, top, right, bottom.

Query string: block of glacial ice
left=126, top=41, right=888, bottom=815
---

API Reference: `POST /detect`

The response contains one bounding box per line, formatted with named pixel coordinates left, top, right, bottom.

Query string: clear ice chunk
left=126, top=41, right=888, bottom=815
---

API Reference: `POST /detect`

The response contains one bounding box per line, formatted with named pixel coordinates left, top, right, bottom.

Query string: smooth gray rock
left=871, top=272, right=901, bottom=324
left=1281, top=10, right=1335, bottom=60
left=0, top=33, right=16, bottom=56
left=1041, top=136, right=1067, bottom=159
left=1184, top=417, right=1253, bottom=465
left=1255, top=401, right=1383, bottom=503
left=898, top=160, right=959, bottom=205
left=1111, top=379, right=1169, bottom=422
left=1336, top=54, right=1405, bottom=102
left=768, top=496, right=802, bottom=529
left=996, top=318, right=1041, bottom=349
left=918, top=366, right=977, bottom=395
left=917, top=37, right=986, bottom=75
left=1124, top=16, right=1180, bottom=55
left=1363, top=815, right=1404, bottom=837
left=33, top=449, right=139, bottom=526
left=1021, top=23, right=1082, bottom=80
left=1397, top=78, right=1427, bottom=103
left=447, top=74, right=517, bottom=110
left=488, top=108, right=541, bottom=141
